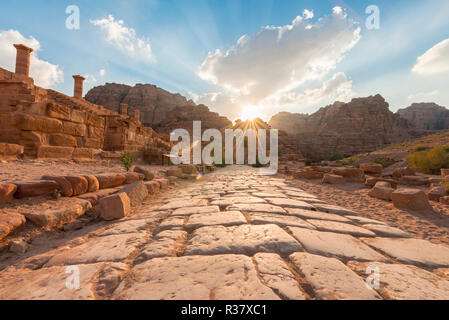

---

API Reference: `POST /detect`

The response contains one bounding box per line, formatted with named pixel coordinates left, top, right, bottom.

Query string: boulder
left=400, top=175, right=430, bottom=186
left=133, top=166, right=154, bottom=181
left=0, top=184, right=17, bottom=206
left=391, top=188, right=434, bottom=212
left=368, top=182, right=394, bottom=201
left=166, top=168, right=183, bottom=177
left=178, top=164, right=198, bottom=175
left=124, top=172, right=144, bottom=184
left=392, top=167, right=415, bottom=178
left=98, top=193, right=131, bottom=221
left=360, top=163, right=383, bottom=175
left=117, top=181, right=148, bottom=206
left=41, top=175, right=73, bottom=197
left=0, top=143, right=24, bottom=160
left=293, top=169, right=323, bottom=180
left=14, top=180, right=59, bottom=198
left=154, top=178, right=170, bottom=190
left=0, top=213, right=26, bottom=240
left=322, top=174, right=345, bottom=185
left=96, top=174, right=126, bottom=189
left=331, top=167, right=365, bottom=182
left=9, top=240, right=29, bottom=254
left=84, top=175, right=99, bottom=193
left=65, top=176, right=89, bottom=196
left=145, top=181, right=160, bottom=195
left=426, top=185, right=447, bottom=202
left=365, top=177, right=398, bottom=189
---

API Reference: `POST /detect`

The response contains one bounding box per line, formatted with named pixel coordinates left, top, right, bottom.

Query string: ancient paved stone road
left=1, top=166, right=449, bottom=299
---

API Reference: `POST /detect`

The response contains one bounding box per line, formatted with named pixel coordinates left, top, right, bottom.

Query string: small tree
left=120, top=151, right=134, bottom=172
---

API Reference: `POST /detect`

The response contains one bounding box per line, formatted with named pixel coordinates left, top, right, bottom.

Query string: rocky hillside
left=396, top=103, right=449, bottom=130
left=85, top=83, right=231, bottom=131
left=269, top=94, right=424, bottom=161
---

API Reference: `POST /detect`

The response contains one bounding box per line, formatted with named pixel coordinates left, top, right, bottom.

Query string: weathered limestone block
left=362, top=223, right=412, bottom=238
left=391, top=188, right=433, bottom=212
left=98, top=193, right=131, bottom=221
left=368, top=181, right=394, bottom=201
left=45, top=233, right=145, bottom=266
left=361, top=237, right=449, bottom=267
left=254, top=253, right=307, bottom=300
left=0, top=262, right=128, bottom=300
left=65, top=176, right=88, bottom=196
left=0, top=183, right=17, bottom=205
left=154, top=178, right=170, bottom=190
left=322, top=174, right=345, bottom=185
left=41, top=175, right=73, bottom=197
left=184, top=224, right=302, bottom=256
left=249, top=212, right=316, bottom=229
left=46, top=102, right=71, bottom=120
left=185, top=211, right=247, bottom=230
left=360, top=163, right=383, bottom=175
left=22, top=198, right=92, bottom=228
left=178, top=164, right=198, bottom=175
left=136, top=230, right=187, bottom=262
left=400, top=175, right=430, bottom=186
left=426, top=185, right=447, bottom=202
left=312, top=203, right=358, bottom=215
left=37, top=145, right=74, bottom=159
left=166, top=168, right=183, bottom=177
left=96, top=174, right=126, bottom=189
left=62, top=121, right=87, bottom=137
left=265, top=198, right=314, bottom=210
left=14, top=180, right=59, bottom=198
left=83, top=137, right=102, bottom=149
left=331, top=167, right=365, bottom=182
left=0, top=212, right=26, bottom=240
left=293, top=169, right=323, bottom=180
left=117, top=181, right=148, bottom=206
left=72, top=148, right=95, bottom=160
left=285, top=208, right=351, bottom=223
left=86, top=113, right=106, bottom=128
left=392, top=167, right=415, bottom=178
left=306, top=219, right=376, bottom=237
left=70, top=109, right=86, bottom=124
left=133, top=166, right=154, bottom=181
left=144, top=181, right=160, bottom=194
left=113, top=254, right=279, bottom=300
left=289, top=252, right=381, bottom=300
left=288, top=227, right=387, bottom=262
left=365, top=177, right=398, bottom=188
left=15, top=113, right=63, bottom=133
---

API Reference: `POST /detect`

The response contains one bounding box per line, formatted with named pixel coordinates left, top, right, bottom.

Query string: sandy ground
left=0, top=159, right=168, bottom=183
left=281, top=174, right=449, bottom=246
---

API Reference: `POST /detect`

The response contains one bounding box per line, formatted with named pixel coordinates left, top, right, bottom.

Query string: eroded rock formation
left=396, top=103, right=449, bottom=131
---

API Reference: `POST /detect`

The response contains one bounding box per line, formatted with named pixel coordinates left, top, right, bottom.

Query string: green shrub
left=407, top=146, right=449, bottom=174
left=443, top=146, right=449, bottom=153
left=373, top=157, right=398, bottom=168
left=120, top=151, right=134, bottom=172
left=413, top=145, right=429, bottom=153
left=330, top=153, right=345, bottom=161
left=443, top=179, right=449, bottom=193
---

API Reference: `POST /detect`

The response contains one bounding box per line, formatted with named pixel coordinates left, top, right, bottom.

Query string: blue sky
left=0, top=0, right=448, bottom=120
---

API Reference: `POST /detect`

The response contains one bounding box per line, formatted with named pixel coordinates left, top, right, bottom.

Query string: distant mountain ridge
left=396, top=102, right=449, bottom=131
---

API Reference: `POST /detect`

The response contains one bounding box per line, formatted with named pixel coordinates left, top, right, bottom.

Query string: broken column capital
left=13, top=44, right=34, bottom=76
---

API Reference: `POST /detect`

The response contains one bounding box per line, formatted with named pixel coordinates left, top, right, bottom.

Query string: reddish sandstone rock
left=73, top=148, right=95, bottom=160
left=427, top=185, right=447, bottom=202
left=166, top=168, right=183, bottom=177
left=360, top=163, right=383, bottom=175
left=41, top=175, right=73, bottom=197
left=84, top=175, right=99, bottom=193
left=0, top=213, right=26, bottom=240
left=322, top=174, right=345, bottom=185
left=293, top=169, right=323, bottom=180
left=392, top=167, right=415, bottom=178
left=96, top=174, right=126, bottom=189
left=14, top=180, right=59, bottom=198
left=9, top=240, right=29, bottom=254
left=331, top=167, right=365, bottom=182
left=98, top=193, right=131, bottom=221
left=441, top=196, right=449, bottom=205
left=48, top=134, right=78, bottom=147
left=37, top=146, right=74, bottom=159
left=133, top=166, right=154, bottom=181
left=124, top=172, right=143, bottom=184
left=0, top=184, right=17, bottom=206
left=391, top=188, right=434, bottom=212
left=145, top=181, right=160, bottom=194
left=441, top=169, right=449, bottom=178
left=178, top=164, right=198, bottom=175
left=155, top=178, right=170, bottom=190
left=0, top=143, right=24, bottom=160
left=365, top=177, right=398, bottom=189
left=117, top=181, right=148, bottom=206
left=368, top=182, right=394, bottom=201
left=400, top=175, right=430, bottom=186
left=65, top=176, right=89, bottom=196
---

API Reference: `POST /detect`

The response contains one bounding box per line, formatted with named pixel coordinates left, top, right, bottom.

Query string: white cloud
left=412, top=38, right=449, bottom=75
left=303, top=9, right=314, bottom=20
left=0, top=29, right=63, bottom=88
left=99, top=69, right=106, bottom=77
left=407, top=90, right=440, bottom=102
left=90, top=15, right=152, bottom=61
left=196, top=7, right=360, bottom=118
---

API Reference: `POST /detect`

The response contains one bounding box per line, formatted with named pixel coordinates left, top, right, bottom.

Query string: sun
left=239, top=105, right=265, bottom=121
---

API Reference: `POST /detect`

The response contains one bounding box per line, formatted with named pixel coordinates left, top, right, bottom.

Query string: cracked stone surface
left=1, top=166, right=447, bottom=300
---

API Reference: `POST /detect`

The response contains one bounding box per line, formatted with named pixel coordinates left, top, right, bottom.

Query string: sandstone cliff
left=269, top=95, right=423, bottom=161
left=396, top=103, right=449, bottom=131
left=85, top=83, right=231, bottom=131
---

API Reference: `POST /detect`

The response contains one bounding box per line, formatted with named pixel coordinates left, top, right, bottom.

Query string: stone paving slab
left=288, top=227, right=388, bottom=262
left=112, top=254, right=280, bottom=300
left=184, top=224, right=302, bottom=256
left=227, top=203, right=287, bottom=214
left=254, top=253, right=307, bottom=300
left=210, top=197, right=266, bottom=206
left=45, top=233, right=146, bottom=267
left=0, top=262, right=128, bottom=299
left=251, top=192, right=288, bottom=198
left=312, top=204, right=358, bottom=216
left=185, top=211, right=247, bottom=230
left=171, top=205, right=220, bottom=216
left=265, top=198, right=315, bottom=210
left=158, top=199, right=209, bottom=210
left=136, top=230, right=187, bottom=263
left=285, top=208, right=351, bottom=223
left=306, top=219, right=376, bottom=237
left=158, top=216, right=186, bottom=230
left=249, top=212, right=316, bottom=229
left=362, top=224, right=412, bottom=238
left=93, top=217, right=160, bottom=237
left=289, top=253, right=381, bottom=300
left=348, top=261, right=449, bottom=300
left=361, top=238, right=449, bottom=268
left=345, top=216, right=387, bottom=225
